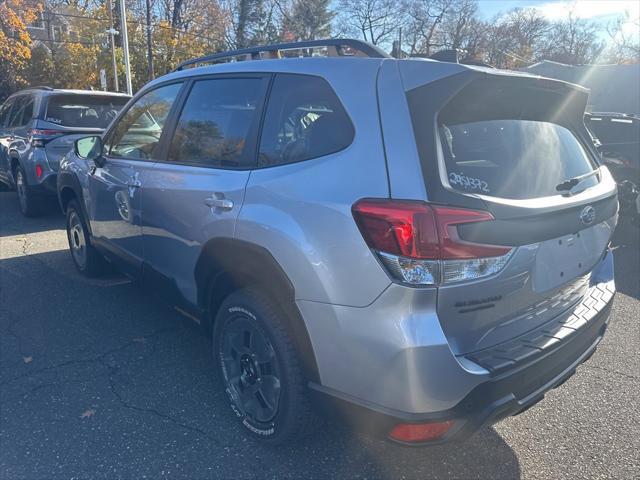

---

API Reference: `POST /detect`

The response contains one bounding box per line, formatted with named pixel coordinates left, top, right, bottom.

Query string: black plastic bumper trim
left=308, top=297, right=612, bottom=446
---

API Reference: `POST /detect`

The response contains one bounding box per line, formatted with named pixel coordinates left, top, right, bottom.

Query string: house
left=27, top=6, right=83, bottom=50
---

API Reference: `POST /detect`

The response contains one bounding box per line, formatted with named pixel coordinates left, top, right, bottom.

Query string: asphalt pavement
left=1, top=190, right=638, bottom=479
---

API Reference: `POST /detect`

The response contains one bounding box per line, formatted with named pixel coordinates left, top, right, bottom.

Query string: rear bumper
left=309, top=286, right=613, bottom=445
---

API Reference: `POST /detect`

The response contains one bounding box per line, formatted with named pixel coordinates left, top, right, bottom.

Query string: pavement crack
left=105, top=366, right=224, bottom=446
left=0, top=326, right=185, bottom=387
left=584, top=363, right=639, bottom=381
left=15, top=236, right=31, bottom=256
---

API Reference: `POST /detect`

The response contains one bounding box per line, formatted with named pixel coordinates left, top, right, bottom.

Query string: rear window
left=439, top=119, right=598, bottom=199
left=45, top=94, right=129, bottom=128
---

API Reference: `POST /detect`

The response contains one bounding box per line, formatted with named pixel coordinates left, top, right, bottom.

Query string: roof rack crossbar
left=173, top=38, right=390, bottom=71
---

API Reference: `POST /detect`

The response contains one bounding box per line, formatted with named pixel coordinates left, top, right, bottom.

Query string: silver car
left=57, top=39, right=617, bottom=445
left=0, top=87, right=129, bottom=216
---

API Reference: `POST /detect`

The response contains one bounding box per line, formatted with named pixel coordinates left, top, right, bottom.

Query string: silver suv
left=0, top=87, right=129, bottom=216
left=57, top=40, right=617, bottom=445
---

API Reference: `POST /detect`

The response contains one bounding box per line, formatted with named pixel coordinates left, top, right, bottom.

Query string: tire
left=65, top=199, right=106, bottom=277
left=212, top=288, right=317, bottom=444
left=15, top=164, right=41, bottom=217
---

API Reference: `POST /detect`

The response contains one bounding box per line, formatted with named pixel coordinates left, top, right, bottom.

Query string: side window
left=167, top=77, right=265, bottom=168
left=19, top=97, right=34, bottom=126
left=0, top=100, right=14, bottom=127
left=258, top=74, right=354, bottom=167
left=107, top=83, right=182, bottom=160
left=7, top=96, right=26, bottom=128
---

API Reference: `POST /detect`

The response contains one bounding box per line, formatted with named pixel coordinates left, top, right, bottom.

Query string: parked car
left=585, top=112, right=640, bottom=223
left=0, top=87, right=130, bottom=216
left=57, top=39, right=617, bottom=446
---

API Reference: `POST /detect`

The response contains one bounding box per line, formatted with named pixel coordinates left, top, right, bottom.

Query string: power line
left=20, top=8, right=224, bottom=44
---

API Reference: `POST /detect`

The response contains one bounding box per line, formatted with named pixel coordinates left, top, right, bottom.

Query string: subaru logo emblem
left=580, top=205, right=596, bottom=226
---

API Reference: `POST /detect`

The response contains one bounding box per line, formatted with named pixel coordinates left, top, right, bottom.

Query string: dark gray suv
left=57, top=40, right=617, bottom=445
left=0, top=87, right=129, bottom=216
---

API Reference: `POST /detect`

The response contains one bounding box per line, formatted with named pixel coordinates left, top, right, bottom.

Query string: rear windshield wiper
left=555, top=169, right=600, bottom=193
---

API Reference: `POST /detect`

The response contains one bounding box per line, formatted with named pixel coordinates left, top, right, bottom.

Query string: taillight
left=389, top=420, right=455, bottom=443
left=35, top=164, right=43, bottom=178
left=28, top=129, right=64, bottom=148
left=352, top=199, right=513, bottom=285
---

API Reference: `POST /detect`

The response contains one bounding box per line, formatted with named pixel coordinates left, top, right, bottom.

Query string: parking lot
left=0, top=189, right=638, bottom=479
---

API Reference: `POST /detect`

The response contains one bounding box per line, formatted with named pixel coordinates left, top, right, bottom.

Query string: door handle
left=204, top=195, right=233, bottom=210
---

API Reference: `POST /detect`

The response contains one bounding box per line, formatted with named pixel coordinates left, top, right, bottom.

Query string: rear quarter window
left=258, top=74, right=354, bottom=167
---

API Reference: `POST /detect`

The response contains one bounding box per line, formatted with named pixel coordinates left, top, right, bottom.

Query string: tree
left=606, top=11, right=639, bottom=64
left=481, top=8, right=550, bottom=69
left=542, top=11, right=605, bottom=65
left=225, top=0, right=282, bottom=48
left=336, top=0, right=400, bottom=46
left=0, top=0, right=41, bottom=100
left=404, top=0, right=455, bottom=55
left=24, top=44, right=55, bottom=86
left=440, top=0, right=478, bottom=50
left=284, top=0, right=333, bottom=41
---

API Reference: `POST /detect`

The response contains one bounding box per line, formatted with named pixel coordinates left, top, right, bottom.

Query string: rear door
left=87, top=82, right=183, bottom=276
left=0, top=97, right=16, bottom=182
left=0, top=96, right=26, bottom=173
left=143, top=75, right=269, bottom=303
left=7, top=95, right=35, bottom=162
left=397, top=67, right=618, bottom=355
left=141, top=74, right=269, bottom=306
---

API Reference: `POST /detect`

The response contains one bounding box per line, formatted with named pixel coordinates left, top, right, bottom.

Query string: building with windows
left=27, top=6, right=82, bottom=50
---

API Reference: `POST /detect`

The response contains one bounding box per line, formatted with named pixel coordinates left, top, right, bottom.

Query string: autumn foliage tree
left=0, top=0, right=42, bottom=100
left=5, top=0, right=637, bottom=99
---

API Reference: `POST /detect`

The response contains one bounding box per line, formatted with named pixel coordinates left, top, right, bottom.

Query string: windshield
left=45, top=94, right=129, bottom=129
left=439, top=119, right=598, bottom=200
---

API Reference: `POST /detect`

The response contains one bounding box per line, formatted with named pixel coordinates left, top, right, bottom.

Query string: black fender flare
left=195, top=238, right=320, bottom=383
left=8, top=153, right=22, bottom=183
left=57, top=171, right=92, bottom=235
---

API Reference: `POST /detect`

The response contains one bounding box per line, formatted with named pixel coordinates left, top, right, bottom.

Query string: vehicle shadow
left=0, top=191, right=64, bottom=236
left=277, top=423, right=522, bottom=479
left=611, top=222, right=640, bottom=300
left=0, top=248, right=522, bottom=479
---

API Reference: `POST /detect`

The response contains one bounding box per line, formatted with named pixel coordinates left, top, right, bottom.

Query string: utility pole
left=106, top=0, right=119, bottom=92
left=118, top=0, right=133, bottom=95
left=145, top=0, right=154, bottom=81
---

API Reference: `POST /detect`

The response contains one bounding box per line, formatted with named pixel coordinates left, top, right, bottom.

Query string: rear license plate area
left=532, top=224, right=609, bottom=292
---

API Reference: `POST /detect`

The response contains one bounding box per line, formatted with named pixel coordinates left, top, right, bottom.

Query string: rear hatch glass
left=44, top=94, right=128, bottom=129
left=436, top=77, right=599, bottom=200
left=440, top=119, right=598, bottom=199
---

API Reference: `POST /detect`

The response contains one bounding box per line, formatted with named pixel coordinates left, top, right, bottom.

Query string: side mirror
left=74, top=136, right=105, bottom=166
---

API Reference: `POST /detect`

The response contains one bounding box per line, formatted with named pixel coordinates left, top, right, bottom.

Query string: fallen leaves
left=80, top=409, right=96, bottom=419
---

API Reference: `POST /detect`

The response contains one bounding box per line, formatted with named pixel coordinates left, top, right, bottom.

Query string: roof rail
left=425, top=49, right=495, bottom=68
left=428, top=49, right=461, bottom=63
left=174, top=38, right=390, bottom=71
left=28, top=86, right=54, bottom=91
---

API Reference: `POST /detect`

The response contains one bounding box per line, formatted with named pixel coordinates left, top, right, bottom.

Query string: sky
left=477, top=0, right=640, bottom=42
